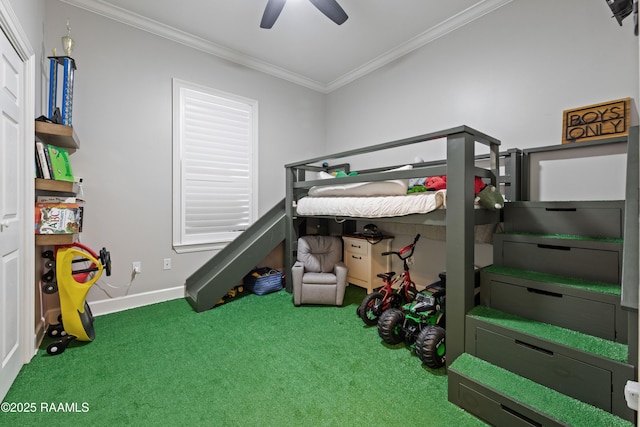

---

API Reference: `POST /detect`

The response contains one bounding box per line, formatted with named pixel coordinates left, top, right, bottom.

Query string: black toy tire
left=358, top=292, right=384, bottom=326
left=415, top=325, right=446, bottom=369
left=377, top=308, right=405, bottom=344
left=46, top=324, right=66, bottom=338
left=42, top=282, right=58, bottom=294
left=46, top=340, right=65, bottom=356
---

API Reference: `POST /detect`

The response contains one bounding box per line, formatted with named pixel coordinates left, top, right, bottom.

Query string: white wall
left=324, top=0, right=639, bottom=284
left=44, top=1, right=326, bottom=312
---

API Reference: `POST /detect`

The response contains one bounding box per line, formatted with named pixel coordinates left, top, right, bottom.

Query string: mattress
left=295, top=190, right=446, bottom=218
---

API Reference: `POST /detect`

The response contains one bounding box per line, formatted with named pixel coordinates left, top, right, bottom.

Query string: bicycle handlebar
left=381, top=234, right=420, bottom=259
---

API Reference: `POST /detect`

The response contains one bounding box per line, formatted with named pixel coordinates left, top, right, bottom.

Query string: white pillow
left=309, top=165, right=412, bottom=197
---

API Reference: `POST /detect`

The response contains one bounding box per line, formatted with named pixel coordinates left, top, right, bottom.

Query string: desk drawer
left=345, top=252, right=368, bottom=281
left=344, top=238, right=369, bottom=256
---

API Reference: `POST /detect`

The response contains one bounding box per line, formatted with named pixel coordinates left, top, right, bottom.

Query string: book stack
left=35, top=141, right=74, bottom=181
left=34, top=201, right=80, bottom=234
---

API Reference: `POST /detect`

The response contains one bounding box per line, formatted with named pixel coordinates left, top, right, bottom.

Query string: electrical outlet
left=133, top=261, right=141, bottom=274
left=407, top=256, right=414, bottom=266
left=163, top=258, right=172, bottom=270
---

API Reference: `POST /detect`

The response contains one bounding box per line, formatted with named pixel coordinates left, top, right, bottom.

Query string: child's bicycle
left=356, top=234, right=420, bottom=325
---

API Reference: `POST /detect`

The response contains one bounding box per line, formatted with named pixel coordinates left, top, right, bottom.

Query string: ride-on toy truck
left=42, top=242, right=111, bottom=355
left=377, top=276, right=446, bottom=368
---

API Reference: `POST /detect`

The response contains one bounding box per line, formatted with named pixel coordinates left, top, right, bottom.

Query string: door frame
left=0, top=0, right=36, bottom=363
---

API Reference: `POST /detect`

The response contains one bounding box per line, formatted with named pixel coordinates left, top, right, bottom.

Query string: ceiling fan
left=260, top=0, right=349, bottom=29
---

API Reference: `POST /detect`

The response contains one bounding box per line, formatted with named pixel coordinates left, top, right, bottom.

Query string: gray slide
left=186, top=199, right=286, bottom=312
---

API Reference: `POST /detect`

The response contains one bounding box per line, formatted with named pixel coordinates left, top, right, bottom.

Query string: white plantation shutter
left=173, top=79, right=258, bottom=252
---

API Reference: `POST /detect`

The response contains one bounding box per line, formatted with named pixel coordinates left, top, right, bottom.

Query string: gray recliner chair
left=292, top=235, right=347, bottom=306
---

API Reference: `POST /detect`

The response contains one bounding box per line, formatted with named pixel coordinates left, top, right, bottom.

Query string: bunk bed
left=284, top=125, right=518, bottom=365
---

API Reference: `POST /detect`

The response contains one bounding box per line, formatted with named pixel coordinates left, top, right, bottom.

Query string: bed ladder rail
left=185, top=199, right=287, bottom=312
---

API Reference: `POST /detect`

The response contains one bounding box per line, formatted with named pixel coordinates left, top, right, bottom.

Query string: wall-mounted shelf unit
left=34, top=120, right=80, bottom=246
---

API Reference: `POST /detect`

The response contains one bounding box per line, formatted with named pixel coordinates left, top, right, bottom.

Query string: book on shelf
left=34, top=202, right=80, bottom=234
left=46, top=144, right=74, bottom=182
left=34, top=155, right=42, bottom=179
left=34, top=142, right=75, bottom=181
left=36, top=195, right=76, bottom=203
left=35, top=141, right=51, bottom=179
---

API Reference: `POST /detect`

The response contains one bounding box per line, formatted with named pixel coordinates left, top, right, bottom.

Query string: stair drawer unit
left=480, top=266, right=628, bottom=343
left=465, top=307, right=635, bottom=422
left=493, top=233, right=622, bottom=284
left=448, top=353, right=633, bottom=427
left=341, top=235, right=393, bottom=293
left=502, top=201, right=624, bottom=238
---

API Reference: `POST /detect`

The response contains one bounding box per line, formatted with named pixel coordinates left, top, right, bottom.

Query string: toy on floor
left=356, top=234, right=420, bottom=325
left=377, top=275, right=446, bottom=368
left=42, top=242, right=111, bottom=355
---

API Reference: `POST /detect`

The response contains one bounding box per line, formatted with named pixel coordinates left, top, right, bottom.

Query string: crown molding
left=325, top=0, right=513, bottom=92
left=59, top=0, right=512, bottom=94
left=59, top=0, right=327, bottom=91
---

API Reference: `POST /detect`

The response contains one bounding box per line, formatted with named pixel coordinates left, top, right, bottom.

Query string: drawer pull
left=545, top=207, right=577, bottom=212
left=351, top=255, right=362, bottom=260
left=537, top=244, right=571, bottom=251
left=350, top=244, right=361, bottom=249
left=500, top=404, right=542, bottom=427
left=527, top=288, right=563, bottom=298
left=515, top=339, right=553, bottom=356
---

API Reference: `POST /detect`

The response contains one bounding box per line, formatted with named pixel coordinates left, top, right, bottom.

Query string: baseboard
left=89, top=286, right=186, bottom=317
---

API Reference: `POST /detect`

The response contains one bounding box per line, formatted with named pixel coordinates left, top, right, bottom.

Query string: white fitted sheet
left=296, top=190, right=446, bottom=218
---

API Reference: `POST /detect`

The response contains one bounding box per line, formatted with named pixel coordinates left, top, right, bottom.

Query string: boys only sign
left=562, top=98, right=630, bottom=144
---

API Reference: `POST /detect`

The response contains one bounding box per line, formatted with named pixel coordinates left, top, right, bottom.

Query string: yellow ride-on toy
left=42, top=242, right=111, bottom=355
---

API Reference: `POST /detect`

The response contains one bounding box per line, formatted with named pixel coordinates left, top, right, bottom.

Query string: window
left=172, top=79, right=258, bottom=253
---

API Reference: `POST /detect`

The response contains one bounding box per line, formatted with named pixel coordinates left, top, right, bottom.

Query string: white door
left=0, top=29, right=24, bottom=401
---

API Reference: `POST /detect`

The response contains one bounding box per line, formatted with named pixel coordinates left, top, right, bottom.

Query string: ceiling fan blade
left=260, top=0, right=287, bottom=29
left=308, top=0, right=348, bottom=25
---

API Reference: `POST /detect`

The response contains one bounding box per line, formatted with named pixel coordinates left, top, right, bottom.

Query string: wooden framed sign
left=562, top=97, right=630, bottom=144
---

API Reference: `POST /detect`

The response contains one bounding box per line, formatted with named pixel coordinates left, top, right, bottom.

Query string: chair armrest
left=292, top=261, right=305, bottom=306
left=334, top=261, right=348, bottom=306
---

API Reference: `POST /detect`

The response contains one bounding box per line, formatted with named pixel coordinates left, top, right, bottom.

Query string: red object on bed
left=426, top=176, right=486, bottom=194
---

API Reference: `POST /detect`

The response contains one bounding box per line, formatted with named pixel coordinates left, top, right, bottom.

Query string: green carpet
left=450, top=353, right=633, bottom=427
left=2, top=287, right=485, bottom=426
left=483, top=265, right=622, bottom=296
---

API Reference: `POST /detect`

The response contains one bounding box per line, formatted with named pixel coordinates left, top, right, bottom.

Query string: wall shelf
left=35, top=121, right=79, bottom=152
left=34, top=178, right=77, bottom=193
left=35, top=234, right=74, bottom=246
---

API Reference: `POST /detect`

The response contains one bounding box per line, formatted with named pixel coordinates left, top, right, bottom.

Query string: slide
left=186, top=199, right=286, bottom=312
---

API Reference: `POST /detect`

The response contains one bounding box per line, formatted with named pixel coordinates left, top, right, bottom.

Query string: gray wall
left=44, top=2, right=326, bottom=312
left=38, top=0, right=640, bottom=305
left=325, top=0, right=638, bottom=152
left=324, top=0, right=639, bottom=284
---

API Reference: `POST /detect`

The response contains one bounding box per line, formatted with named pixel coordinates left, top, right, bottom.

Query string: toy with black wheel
left=45, top=242, right=111, bottom=356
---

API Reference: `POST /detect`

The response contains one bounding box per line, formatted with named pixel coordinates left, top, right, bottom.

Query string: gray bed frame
left=284, top=125, right=509, bottom=364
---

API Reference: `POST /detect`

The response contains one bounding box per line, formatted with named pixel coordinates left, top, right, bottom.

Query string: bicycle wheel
left=357, top=291, right=384, bottom=326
